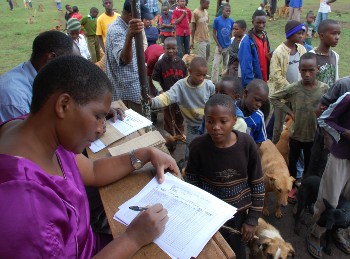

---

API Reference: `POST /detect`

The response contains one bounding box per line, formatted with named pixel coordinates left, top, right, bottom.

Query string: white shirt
left=74, top=35, right=91, bottom=60
left=319, top=0, right=332, bottom=13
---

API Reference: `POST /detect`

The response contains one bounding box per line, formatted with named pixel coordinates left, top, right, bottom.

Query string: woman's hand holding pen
left=125, top=204, right=169, bottom=248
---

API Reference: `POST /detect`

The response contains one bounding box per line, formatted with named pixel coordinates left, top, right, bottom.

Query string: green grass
left=1, top=0, right=349, bottom=77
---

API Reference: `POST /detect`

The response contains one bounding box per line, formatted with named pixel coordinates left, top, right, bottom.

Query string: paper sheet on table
left=89, top=109, right=152, bottom=153
left=114, top=173, right=237, bottom=259
left=108, top=131, right=165, bottom=156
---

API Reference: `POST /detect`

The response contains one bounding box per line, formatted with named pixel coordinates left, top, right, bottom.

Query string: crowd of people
left=0, top=0, right=349, bottom=258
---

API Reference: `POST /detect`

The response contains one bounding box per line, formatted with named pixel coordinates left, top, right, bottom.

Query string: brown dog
left=182, top=54, right=198, bottom=69
left=275, top=115, right=293, bottom=164
left=249, top=218, right=295, bottom=259
left=278, top=5, right=289, bottom=18
left=259, top=140, right=295, bottom=218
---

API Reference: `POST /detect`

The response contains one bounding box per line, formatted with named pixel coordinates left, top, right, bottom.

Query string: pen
left=129, top=206, right=148, bottom=211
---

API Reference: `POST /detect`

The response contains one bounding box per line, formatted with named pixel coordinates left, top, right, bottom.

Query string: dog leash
left=221, top=226, right=259, bottom=240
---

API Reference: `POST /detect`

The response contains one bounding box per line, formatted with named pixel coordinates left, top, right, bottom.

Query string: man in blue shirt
left=211, top=3, right=234, bottom=84
left=0, top=31, right=79, bottom=122
left=288, top=0, right=303, bottom=22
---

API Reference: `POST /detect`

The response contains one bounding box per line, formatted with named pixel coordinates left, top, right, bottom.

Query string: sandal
left=333, top=230, right=350, bottom=254
left=306, top=233, right=322, bottom=259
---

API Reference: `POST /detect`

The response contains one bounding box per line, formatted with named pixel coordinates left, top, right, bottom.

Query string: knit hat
left=285, top=20, right=306, bottom=39
left=66, top=18, right=81, bottom=32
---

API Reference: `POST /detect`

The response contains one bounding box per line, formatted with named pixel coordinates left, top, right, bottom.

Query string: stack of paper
left=89, top=109, right=153, bottom=153
left=108, top=131, right=165, bottom=157
left=114, top=173, right=237, bottom=259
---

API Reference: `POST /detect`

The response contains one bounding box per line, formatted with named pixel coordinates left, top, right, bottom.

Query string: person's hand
left=266, top=51, right=273, bottom=63
left=341, top=129, right=350, bottom=141
left=315, top=103, right=328, bottom=117
left=182, top=10, right=187, bottom=16
left=217, top=45, right=223, bottom=53
left=190, top=41, right=194, bottom=49
left=128, top=19, right=144, bottom=35
left=241, top=223, right=256, bottom=243
left=108, top=107, right=126, bottom=122
left=125, top=204, right=169, bottom=248
left=149, top=147, right=180, bottom=183
left=147, top=95, right=153, bottom=105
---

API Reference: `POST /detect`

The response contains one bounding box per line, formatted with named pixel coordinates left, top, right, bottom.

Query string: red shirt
left=145, top=44, right=165, bottom=76
left=172, top=7, right=191, bottom=36
left=253, top=34, right=269, bottom=82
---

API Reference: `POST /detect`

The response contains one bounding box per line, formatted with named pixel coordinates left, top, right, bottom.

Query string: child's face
left=288, top=30, right=304, bottom=44
left=162, top=7, right=169, bottom=15
left=201, top=0, right=210, bottom=10
left=66, top=5, right=72, bottom=12
left=103, top=0, right=113, bottom=12
left=69, top=30, right=80, bottom=41
left=216, top=81, right=239, bottom=101
left=252, top=15, right=266, bottom=33
left=143, top=19, right=151, bottom=27
left=320, top=24, right=341, bottom=48
left=205, top=105, right=237, bottom=146
left=91, top=10, right=99, bottom=18
left=188, top=66, right=207, bottom=86
left=306, top=14, right=314, bottom=24
left=222, top=6, right=231, bottom=18
left=164, top=42, right=177, bottom=59
left=233, top=24, right=245, bottom=38
left=178, top=0, right=186, bottom=8
left=243, top=87, right=268, bottom=113
left=299, top=58, right=318, bottom=84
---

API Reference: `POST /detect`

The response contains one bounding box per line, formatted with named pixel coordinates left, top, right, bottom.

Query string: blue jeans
left=55, top=2, right=62, bottom=10
left=185, top=124, right=200, bottom=161
left=176, top=35, right=190, bottom=58
left=315, top=12, right=328, bottom=32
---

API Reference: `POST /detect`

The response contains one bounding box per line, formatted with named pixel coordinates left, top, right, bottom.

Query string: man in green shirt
left=81, top=7, right=101, bottom=63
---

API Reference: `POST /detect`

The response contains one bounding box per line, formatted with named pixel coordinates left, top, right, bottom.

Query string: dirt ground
left=153, top=112, right=349, bottom=259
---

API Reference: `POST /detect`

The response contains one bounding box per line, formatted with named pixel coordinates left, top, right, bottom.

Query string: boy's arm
left=269, top=51, right=290, bottom=95
left=269, top=86, right=294, bottom=116
left=238, top=37, right=254, bottom=87
left=245, top=141, right=265, bottom=227
left=151, top=62, right=163, bottom=93
left=151, top=82, right=180, bottom=109
left=253, top=112, right=268, bottom=143
left=318, top=93, right=350, bottom=142
left=173, top=10, right=186, bottom=25
left=190, top=21, right=196, bottom=49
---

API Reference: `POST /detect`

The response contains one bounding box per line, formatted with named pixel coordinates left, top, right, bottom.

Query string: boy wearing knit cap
left=268, top=20, right=306, bottom=144
left=67, top=18, right=91, bottom=60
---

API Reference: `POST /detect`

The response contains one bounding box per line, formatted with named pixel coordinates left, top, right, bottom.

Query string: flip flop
left=333, top=233, right=350, bottom=254
left=306, top=233, right=322, bottom=259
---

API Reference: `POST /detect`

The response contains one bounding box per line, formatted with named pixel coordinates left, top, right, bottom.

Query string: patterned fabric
left=145, top=0, right=159, bottom=13
left=310, top=48, right=339, bottom=87
left=105, top=18, right=141, bottom=103
left=270, top=80, right=329, bottom=142
left=185, top=132, right=265, bottom=226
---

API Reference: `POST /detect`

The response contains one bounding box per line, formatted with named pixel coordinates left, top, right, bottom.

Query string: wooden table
left=87, top=101, right=235, bottom=259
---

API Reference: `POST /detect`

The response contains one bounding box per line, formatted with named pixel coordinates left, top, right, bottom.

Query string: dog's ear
left=259, top=236, right=272, bottom=250
left=290, top=176, right=296, bottom=183
left=269, top=176, right=276, bottom=183
left=285, top=242, right=295, bottom=257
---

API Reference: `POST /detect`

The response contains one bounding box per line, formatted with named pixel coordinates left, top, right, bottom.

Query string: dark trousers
left=288, top=138, right=313, bottom=179
left=304, top=128, right=329, bottom=179
left=220, top=210, right=247, bottom=259
left=176, top=35, right=190, bottom=58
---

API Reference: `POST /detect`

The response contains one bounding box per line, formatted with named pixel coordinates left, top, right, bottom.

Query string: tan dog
left=275, top=115, right=293, bottom=164
left=259, top=140, right=295, bottom=218
left=249, top=218, right=295, bottom=259
left=278, top=5, right=289, bottom=18
left=182, top=54, right=198, bottom=69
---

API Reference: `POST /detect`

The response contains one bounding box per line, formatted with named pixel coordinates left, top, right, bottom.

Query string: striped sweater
left=151, top=77, right=215, bottom=126
left=185, top=131, right=265, bottom=226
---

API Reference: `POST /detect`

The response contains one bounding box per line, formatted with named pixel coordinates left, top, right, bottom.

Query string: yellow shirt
left=191, top=8, right=209, bottom=43
left=96, top=12, right=120, bottom=44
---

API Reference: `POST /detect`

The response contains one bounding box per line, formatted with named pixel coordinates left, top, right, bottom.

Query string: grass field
left=1, top=0, right=349, bottom=76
